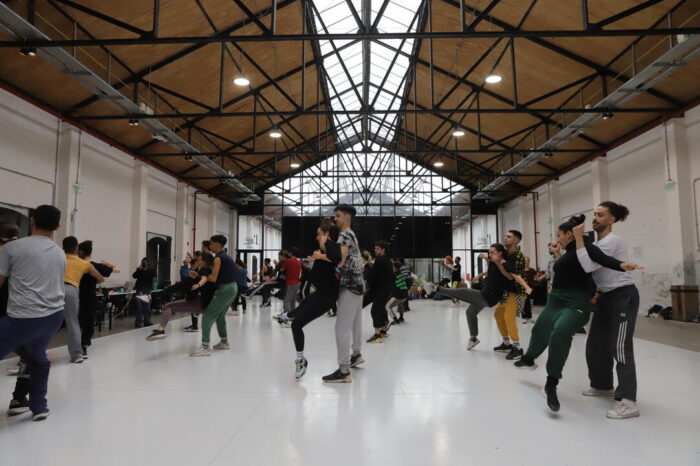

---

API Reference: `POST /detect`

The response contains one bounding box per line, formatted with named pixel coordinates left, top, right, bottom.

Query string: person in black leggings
left=278, top=219, right=340, bottom=379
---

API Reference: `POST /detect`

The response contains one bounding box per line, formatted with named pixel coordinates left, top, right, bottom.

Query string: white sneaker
left=582, top=387, right=615, bottom=397
left=213, top=342, right=230, bottom=350
left=6, top=365, right=20, bottom=376
left=227, top=310, right=240, bottom=316
left=466, top=338, right=480, bottom=350
left=190, top=346, right=212, bottom=357
left=606, top=399, right=640, bottom=419
left=71, top=356, right=84, bottom=364
left=279, top=319, right=291, bottom=328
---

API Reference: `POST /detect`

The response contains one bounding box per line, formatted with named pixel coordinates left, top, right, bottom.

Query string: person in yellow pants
left=493, top=293, right=522, bottom=359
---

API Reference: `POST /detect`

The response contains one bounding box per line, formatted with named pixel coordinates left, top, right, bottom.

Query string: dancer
left=492, top=230, right=527, bottom=357
left=386, top=262, right=409, bottom=324
left=366, top=241, right=394, bottom=343
left=0, top=205, right=66, bottom=421
left=245, top=252, right=286, bottom=307
left=132, top=258, right=156, bottom=328
left=191, top=235, right=238, bottom=357
left=229, top=259, right=249, bottom=315
left=438, top=244, right=528, bottom=350
left=77, top=240, right=119, bottom=358
left=322, top=204, right=365, bottom=383
left=574, top=202, right=642, bottom=419
left=277, top=219, right=341, bottom=379
left=63, top=236, right=104, bottom=363
left=439, top=256, right=462, bottom=303
left=146, top=255, right=214, bottom=340
left=280, top=247, right=302, bottom=316
left=513, top=215, right=641, bottom=413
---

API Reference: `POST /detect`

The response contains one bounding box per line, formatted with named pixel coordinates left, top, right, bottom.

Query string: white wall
left=499, top=104, right=700, bottom=311
left=0, top=88, right=237, bottom=286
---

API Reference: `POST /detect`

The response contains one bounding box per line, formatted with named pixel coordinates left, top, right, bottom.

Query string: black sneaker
left=146, top=329, right=166, bottom=341
left=81, top=346, right=88, bottom=359
left=392, top=317, right=401, bottom=325
left=398, top=316, right=405, bottom=323
left=544, top=377, right=560, bottom=412
left=367, top=334, right=383, bottom=343
left=350, top=354, right=365, bottom=368
left=184, top=325, right=198, bottom=332
left=493, top=343, right=513, bottom=353
left=322, top=369, right=351, bottom=383
left=379, top=328, right=389, bottom=338
left=514, top=355, right=538, bottom=370
left=295, top=357, right=308, bottom=380
left=7, top=398, right=29, bottom=416
left=576, top=327, right=587, bottom=334
left=505, top=347, right=523, bottom=360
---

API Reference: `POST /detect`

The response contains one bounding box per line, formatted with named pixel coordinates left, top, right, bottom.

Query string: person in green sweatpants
left=191, top=235, right=239, bottom=357
left=514, top=214, right=637, bottom=413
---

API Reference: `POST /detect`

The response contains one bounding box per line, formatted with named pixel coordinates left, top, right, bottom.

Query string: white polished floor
left=1, top=299, right=698, bottom=466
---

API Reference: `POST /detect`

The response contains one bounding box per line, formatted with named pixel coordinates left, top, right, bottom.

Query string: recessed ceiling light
left=485, top=73, right=502, bottom=84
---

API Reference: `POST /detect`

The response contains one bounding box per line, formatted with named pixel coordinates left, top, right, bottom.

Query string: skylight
left=311, top=0, right=423, bottom=144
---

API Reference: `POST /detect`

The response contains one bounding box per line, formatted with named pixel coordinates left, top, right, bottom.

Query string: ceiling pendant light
left=269, top=126, right=282, bottom=138
left=485, top=73, right=502, bottom=84
left=452, top=127, right=465, bottom=137
left=233, top=75, right=250, bottom=86
left=19, top=46, right=37, bottom=57
left=290, top=156, right=300, bottom=168
left=434, top=156, right=444, bottom=168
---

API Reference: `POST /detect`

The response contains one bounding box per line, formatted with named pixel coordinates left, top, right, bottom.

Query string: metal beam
left=592, top=0, right=663, bottom=29
left=50, top=0, right=149, bottom=37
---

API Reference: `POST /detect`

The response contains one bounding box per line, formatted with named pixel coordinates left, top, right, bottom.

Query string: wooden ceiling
left=0, top=0, right=699, bottom=205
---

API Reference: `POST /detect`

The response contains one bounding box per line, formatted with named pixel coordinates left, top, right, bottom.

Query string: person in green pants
left=191, top=235, right=238, bottom=357
left=514, top=214, right=640, bottom=412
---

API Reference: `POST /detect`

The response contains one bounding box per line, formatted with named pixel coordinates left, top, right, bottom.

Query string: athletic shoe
left=543, top=378, right=560, bottom=412
left=279, top=319, right=291, bottom=328
left=367, top=334, right=383, bottom=343
left=466, top=338, right=480, bottom=350
left=398, top=316, right=405, bottom=324
left=146, top=329, right=166, bottom=341
left=184, top=325, right=198, bottom=332
left=71, top=356, right=84, bottom=364
left=227, top=310, right=240, bottom=316
left=295, top=358, right=308, bottom=380
left=32, top=409, right=50, bottom=422
left=81, top=346, right=89, bottom=359
left=327, top=311, right=336, bottom=317
left=582, top=387, right=615, bottom=397
left=7, top=399, right=29, bottom=416
left=322, top=369, right=351, bottom=383
left=505, top=347, right=524, bottom=360
left=514, top=355, right=537, bottom=370
left=379, top=329, right=389, bottom=338
left=6, top=365, right=20, bottom=376
left=392, top=317, right=401, bottom=325
left=576, top=327, right=587, bottom=334
left=261, top=302, right=271, bottom=308
left=606, top=399, right=640, bottom=419
left=213, top=342, right=230, bottom=350
left=493, top=343, right=513, bottom=353
left=522, top=318, right=534, bottom=324
left=190, top=346, right=212, bottom=357
left=350, top=354, right=365, bottom=368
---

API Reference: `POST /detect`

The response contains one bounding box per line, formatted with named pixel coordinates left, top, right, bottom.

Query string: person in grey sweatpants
left=283, top=284, right=300, bottom=314
left=63, top=284, right=82, bottom=361
left=322, top=204, right=366, bottom=383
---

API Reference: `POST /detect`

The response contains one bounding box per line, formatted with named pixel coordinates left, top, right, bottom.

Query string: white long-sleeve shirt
left=576, top=233, right=635, bottom=293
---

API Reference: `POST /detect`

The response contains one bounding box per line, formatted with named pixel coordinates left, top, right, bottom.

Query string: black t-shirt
left=480, top=261, right=515, bottom=306
left=215, top=252, right=236, bottom=284
left=552, top=241, right=624, bottom=292
left=451, top=263, right=462, bottom=283
left=372, top=255, right=394, bottom=296
left=197, top=267, right=215, bottom=308
left=0, top=281, right=8, bottom=318
left=133, top=267, right=156, bottom=292
left=309, top=241, right=341, bottom=297
left=80, top=262, right=114, bottom=306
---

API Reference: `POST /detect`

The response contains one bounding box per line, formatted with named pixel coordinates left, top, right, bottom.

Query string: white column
left=131, top=162, right=148, bottom=274
left=664, top=118, right=696, bottom=285
left=590, top=157, right=609, bottom=206
left=207, top=196, right=216, bottom=239
left=174, top=182, right=188, bottom=263
left=518, top=196, right=533, bottom=259
left=547, top=180, right=560, bottom=240
left=229, top=207, right=238, bottom=253
left=54, top=125, right=80, bottom=239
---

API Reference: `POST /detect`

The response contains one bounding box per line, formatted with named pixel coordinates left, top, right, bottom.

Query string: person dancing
left=513, top=215, right=641, bottom=413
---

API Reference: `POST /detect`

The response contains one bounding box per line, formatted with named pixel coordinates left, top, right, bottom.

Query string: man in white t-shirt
left=0, top=205, right=66, bottom=421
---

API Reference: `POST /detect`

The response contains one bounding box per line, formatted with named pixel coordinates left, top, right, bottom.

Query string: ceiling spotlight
left=184, top=155, right=193, bottom=161
left=290, top=161, right=301, bottom=168
left=602, top=111, right=614, bottom=120
left=19, top=46, right=37, bottom=57
left=233, top=75, right=250, bottom=86
left=269, top=127, right=282, bottom=138
left=485, top=73, right=502, bottom=84
left=452, top=127, right=465, bottom=137
left=128, top=118, right=139, bottom=126
left=544, top=151, right=553, bottom=158
left=434, top=160, right=444, bottom=168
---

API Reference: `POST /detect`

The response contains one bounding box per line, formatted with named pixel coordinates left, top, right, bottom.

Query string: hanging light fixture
left=233, top=75, right=250, bottom=86
left=485, top=73, right=502, bottom=84
left=19, top=46, right=37, bottom=57
left=290, top=155, right=300, bottom=168
left=452, top=127, right=465, bottom=137
left=434, top=156, right=444, bottom=168
left=602, top=110, right=614, bottom=120
left=269, top=126, right=282, bottom=138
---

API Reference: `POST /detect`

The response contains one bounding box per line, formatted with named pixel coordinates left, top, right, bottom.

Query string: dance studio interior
left=0, top=1, right=699, bottom=465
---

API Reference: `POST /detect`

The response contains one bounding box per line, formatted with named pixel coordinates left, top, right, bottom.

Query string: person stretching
left=514, top=215, right=641, bottom=413
left=366, top=241, right=394, bottom=343
left=574, top=202, right=642, bottom=419
left=191, top=235, right=238, bottom=357
left=279, top=219, right=341, bottom=379
left=438, top=244, right=529, bottom=350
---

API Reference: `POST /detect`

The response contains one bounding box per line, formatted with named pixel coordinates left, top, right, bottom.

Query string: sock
left=157, top=326, right=165, bottom=331
left=503, top=336, right=511, bottom=344
left=296, top=351, right=304, bottom=360
left=512, top=341, right=520, bottom=347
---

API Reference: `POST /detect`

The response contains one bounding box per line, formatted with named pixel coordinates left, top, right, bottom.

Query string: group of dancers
left=0, top=200, right=643, bottom=421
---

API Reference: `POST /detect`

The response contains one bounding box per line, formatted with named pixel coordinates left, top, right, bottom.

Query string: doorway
left=0, top=203, right=30, bottom=238
left=146, top=233, right=172, bottom=287
left=237, top=250, right=261, bottom=282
